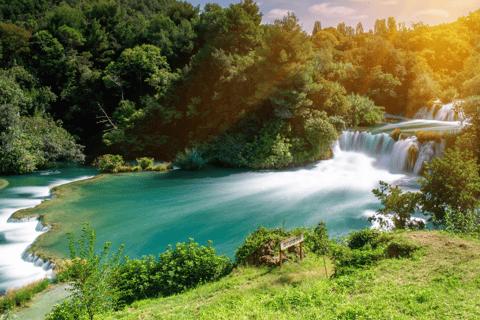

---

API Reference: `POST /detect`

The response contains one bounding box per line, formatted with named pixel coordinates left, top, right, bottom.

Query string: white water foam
left=0, top=175, right=94, bottom=294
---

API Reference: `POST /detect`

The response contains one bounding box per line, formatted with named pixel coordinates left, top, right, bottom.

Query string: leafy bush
left=347, top=229, right=381, bottom=250
left=45, top=300, right=83, bottom=320
left=131, top=165, right=142, bottom=172
left=59, top=223, right=125, bottom=319
left=173, top=147, right=208, bottom=170
left=136, top=157, right=154, bottom=170
left=235, top=226, right=291, bottom=265
left=385, top=237, right=420, bottom=258
left=92, top=154, right=125, bottom=173
left=112, top=255, right=161, bottom=307
left=156, top=239, right=233, bottom=296
left=440, top=87, right=458, bottom=104
left=208, top=133, right=254, bottom=168
left=0, top=279, right=50, bottom=312
left=346, top=93, right=384, bottom=127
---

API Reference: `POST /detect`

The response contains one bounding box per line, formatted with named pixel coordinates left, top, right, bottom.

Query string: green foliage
left=0, top=279, right=50, bottom=313
left=112, top=239, right=232, bottom=307
left=92, top=154, right=124, bottom=173
left=444, top=205, right=480, bottom=237
left=345, top=93, right=384, bottom=127
left=370, top=181, right=425, bottom=231
left=347, top=229, right=381, bottom=250
left=45, top=299, right=83, bottom=320
left=420, top=146, right=480, bottom=227
left=155, top=239, right=233, bottom=296
left=136, top=157, right=153, bottom=170
left=234, top=226, right=291, bottom=265
left=0, top=116, right=84, bottom=174
left=173, top=147, right=208, bottom=170
left=62, top=223, right=125, bottom=320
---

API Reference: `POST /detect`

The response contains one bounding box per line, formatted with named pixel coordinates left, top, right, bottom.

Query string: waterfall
left=339, top=131, right=445, bottom=175
left=414, top=101, right=464, bottom=122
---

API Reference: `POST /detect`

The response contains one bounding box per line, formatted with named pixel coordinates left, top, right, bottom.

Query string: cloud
left=256, top=2, right=263, bottom=6
left=309, top=3, right=356, bottom=16
left=266, top=9, right=293, bottom=19
left=447, top=0, right=478, bottom=8
left=381, top=0, right=398, bottom=4
left=349, top=15, right=369, bottom=20
left=414, top=9, right=450, bottom=18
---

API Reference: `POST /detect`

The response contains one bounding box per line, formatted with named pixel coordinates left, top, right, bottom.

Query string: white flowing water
left=1, top=126, right=449, bottom=294
left=0, top=167, right=97, bottom=295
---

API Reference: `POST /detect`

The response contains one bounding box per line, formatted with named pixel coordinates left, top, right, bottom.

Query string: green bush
left=45, top=300, right=83, bottom=320
left=347, top=229, right=381, bottom=250
left=92, top=154, right=125, bottom=173
left=385, top=237, right=420, bottom=258
left=156, top=239, right=233, bottom=296
left=112, top=255, right=161, bottom=307
left=173, top=148, right=208, bottom=170
left=346, top=93, right=384, bottom=127
left=131, top=165, right=142, bottom=172
left=235, top=226, right=291, bottom=265
left=137, top=157, right=154, bottom=170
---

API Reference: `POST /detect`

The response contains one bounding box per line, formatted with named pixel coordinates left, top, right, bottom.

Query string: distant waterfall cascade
left=414, top=101, right=464, bottom=121
left=338, top=131, right=445, bottom=175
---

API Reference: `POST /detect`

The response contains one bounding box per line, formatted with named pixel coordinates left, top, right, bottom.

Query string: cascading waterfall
left=339, top=131, right=445, bottom=175
left=414, top=101, right=464, bottom=122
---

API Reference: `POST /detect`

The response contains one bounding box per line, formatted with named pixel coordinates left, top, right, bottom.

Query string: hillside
left=96, top=231, right=480, bottom=319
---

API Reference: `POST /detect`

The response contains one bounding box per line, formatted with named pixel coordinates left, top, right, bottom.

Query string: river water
left=1, top=115, right=464, bottom=294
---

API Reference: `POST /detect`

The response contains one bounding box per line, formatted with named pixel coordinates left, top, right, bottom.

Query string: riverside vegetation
left=2, top=0, right=480, bottom=172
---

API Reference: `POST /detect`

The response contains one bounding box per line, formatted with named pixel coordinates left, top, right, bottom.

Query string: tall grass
left=0, top=279, right=50, bottom=312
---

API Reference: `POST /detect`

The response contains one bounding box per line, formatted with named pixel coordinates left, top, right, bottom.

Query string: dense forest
left=1, top=0, right=480, bottom=173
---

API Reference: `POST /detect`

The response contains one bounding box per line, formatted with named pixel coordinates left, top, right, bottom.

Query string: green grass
left=0, top=179, right=9, bottom=190
left=0, top=279, right=50, bottom=313
left=97, top=231, right=480, bottom=320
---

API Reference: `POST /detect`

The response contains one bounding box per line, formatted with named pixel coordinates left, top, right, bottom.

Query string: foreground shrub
left=173, top=148, right=208, bottom=170
left=136, top=157, right=154, bottom=170
left=92, top=154, right=124, bottom=173
left=60, top=223, right=125, bottom=320
left=45, top=299, right=83, bottom=320
left=113, top=239, right=232, bottom=306
left=0, top=279, right=50, bottom=312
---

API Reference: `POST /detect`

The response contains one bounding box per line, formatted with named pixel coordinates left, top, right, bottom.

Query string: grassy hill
left=97, top=230, right=480, bottom=320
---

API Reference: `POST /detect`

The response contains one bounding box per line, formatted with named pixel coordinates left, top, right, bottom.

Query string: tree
left=387, top=16, right=397, bottom=34
left=337, top=22, right=346, bottom=36
left=103, top=44, right=176, bottom=98
left=371, top=181, right=424, bottom=230
left=374, top=19, right=387, bottom=37
left=312, top=21, right=322, bottom=35
left=419, top=147, right=480, bottom=227
left=62, top=223, right=125, bottom=320
left=356, top=22, right=363, bottom=35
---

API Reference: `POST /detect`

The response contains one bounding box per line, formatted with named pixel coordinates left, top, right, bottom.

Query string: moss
left=390, top=128, right=402, bottom=141
left=0, top=178, right=9, bottom=190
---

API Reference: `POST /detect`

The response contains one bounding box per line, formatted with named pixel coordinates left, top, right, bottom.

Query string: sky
left=186, top=0, right=480, bottom=34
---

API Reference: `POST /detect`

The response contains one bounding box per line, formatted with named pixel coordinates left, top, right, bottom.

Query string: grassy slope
left=99, top=231, right=480, bottom=320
